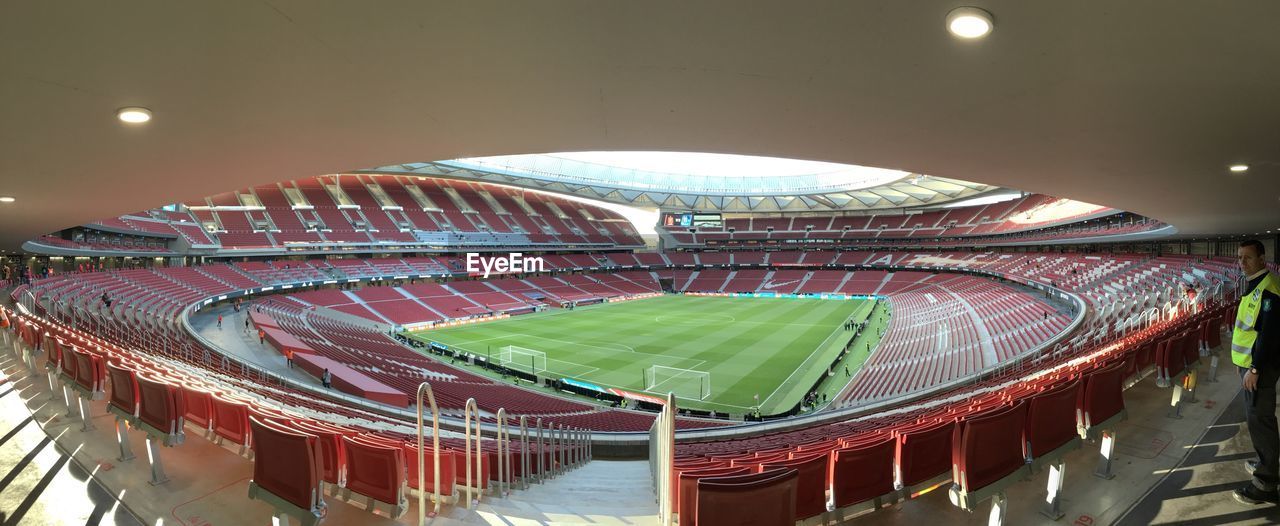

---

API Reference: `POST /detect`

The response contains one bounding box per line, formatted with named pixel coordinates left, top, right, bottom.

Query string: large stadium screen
left=692, top=213, right=722, bottom=228
left=663, top=212, right=694, bottom=228
left=663, top=212, right=721, bottom=228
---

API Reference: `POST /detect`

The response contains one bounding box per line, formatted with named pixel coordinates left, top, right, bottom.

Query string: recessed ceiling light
left=0, top=196, right=14, bottom=203
left=116, top=107, right=152, bottom=124
left=946, top=7, right=995, bottom=39
left=1230, top=164, right=1249, bottom=173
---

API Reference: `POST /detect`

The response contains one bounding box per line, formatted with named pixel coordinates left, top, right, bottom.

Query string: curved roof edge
left=360, top=162, right=999, bottom=212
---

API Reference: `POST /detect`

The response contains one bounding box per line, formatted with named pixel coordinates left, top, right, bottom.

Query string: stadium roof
left=365, top=153, right=996, bottom=212
left=2, top=1, right=1280, bottom=250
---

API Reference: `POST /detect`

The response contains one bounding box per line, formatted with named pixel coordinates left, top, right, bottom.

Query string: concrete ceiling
left=2, top=0, right=1279, bottom=252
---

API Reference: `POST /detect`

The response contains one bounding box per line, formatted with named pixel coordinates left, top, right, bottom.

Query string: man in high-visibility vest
left=1234, top=240, right=1280, bottom=505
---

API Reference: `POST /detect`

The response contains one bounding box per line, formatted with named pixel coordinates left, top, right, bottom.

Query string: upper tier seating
left=70, top=175, right=643, bottom=255
left=659, top=196, right=1160, bottom=249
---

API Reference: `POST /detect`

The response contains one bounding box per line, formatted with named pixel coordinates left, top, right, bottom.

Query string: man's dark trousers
left=1243, top=365, right=1280, bottom=491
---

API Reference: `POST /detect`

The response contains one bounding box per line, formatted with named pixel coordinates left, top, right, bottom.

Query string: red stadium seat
left=830, top=436, right=898, bottom=518
left=131, top=374, right=186, bottom=484
left=105, top=362, right=140, bottom=421
left=895, top=419, right=955, bottom=497
left=1026, top=378, right=1084, bottom=519
left=44, top=336, right=62, bottom=376
left=247, top=417, right=326, bottom=526
left=65, top=348, right=105, bottom=430
left=759, top=452, right=829, bottom=520
left=948, top=402, right=1028, bottom=513
left=401, top=443, right=456, bottom=500
left=729, top=451, right=789, bottom=469
left=676, top=465, right=754, bottom=526
left=181, top=386, right=215, bottom=437
left=1077, top=364, right=1127, bottom=479
left=289, top=420, right=352, bottom=489
left=1027, top=379, right=1083, bottom=462
left=105, top=361, right=140, bottom=462
left=695, top=468, right=799, bottom=526
left=58, top=344, right=77, bottom=383
left=341, top=434, right=409, bottom=518
left=136, top=375, right=186, bottom=446
left=210, top=396, right=253, bottom=454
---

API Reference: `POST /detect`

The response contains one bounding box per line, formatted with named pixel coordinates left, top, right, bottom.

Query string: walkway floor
left=191, top=304, right=320, bottom=386
left=0, top=349, right=143, bottom=526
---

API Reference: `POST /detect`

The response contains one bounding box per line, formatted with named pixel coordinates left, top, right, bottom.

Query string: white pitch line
left=446, top=342, right=600, bottom=378
left=757, top=301, right=875, bottom=410
left=421, top=297, right=871, bottom=411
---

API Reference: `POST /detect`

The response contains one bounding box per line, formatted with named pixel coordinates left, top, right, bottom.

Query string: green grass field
left=408, top=295, right=879, bottom=414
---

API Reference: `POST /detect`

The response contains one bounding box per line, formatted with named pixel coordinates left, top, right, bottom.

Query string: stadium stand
left=0, top=161, right=1258, bottom=526
left=659, top=197, right=1162, bottom=249
left=26, top=175, right=647, bottom=257
left=14, top=248, right=1237, bottom=441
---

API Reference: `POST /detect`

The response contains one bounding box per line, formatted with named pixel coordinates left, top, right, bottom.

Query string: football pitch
left=408, top=295, right=879, bottom=414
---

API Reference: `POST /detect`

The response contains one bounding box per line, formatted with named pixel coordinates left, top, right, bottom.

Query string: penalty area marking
left=443, top=342, right=600, bottom=378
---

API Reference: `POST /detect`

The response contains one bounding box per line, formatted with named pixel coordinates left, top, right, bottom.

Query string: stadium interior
left=2, top=2, right=1280, bottom=525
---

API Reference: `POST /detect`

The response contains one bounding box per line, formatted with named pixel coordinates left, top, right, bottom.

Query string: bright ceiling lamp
left=0, top=196, right=14, bottom=203
left=116, top=107, right=152, bottom=124
left=1229, top=164, right=1249, bottom=173
left=947, top=7, right=995, bottom=39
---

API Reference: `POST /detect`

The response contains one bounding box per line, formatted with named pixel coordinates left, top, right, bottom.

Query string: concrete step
left=456, top=459, right=659, bottom=523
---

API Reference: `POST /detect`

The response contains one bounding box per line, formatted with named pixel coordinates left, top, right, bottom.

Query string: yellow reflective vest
left=1232, top=272, right=1280, bottom=368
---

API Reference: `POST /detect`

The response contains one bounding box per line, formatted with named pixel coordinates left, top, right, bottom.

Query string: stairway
left=439, top=460, right=660, bottom=525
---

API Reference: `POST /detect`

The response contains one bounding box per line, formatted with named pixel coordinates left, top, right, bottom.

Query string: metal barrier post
left=519, top=416, right=530, bottom=489
left=556, top=424, right=565, bottom=476
left=462, top=398, right=483, bottom=508
left=496, top=408, right=508, bottom=497
left=416, top=382, right=442, bottom=523
left=536, top=418, right=545, bottom=484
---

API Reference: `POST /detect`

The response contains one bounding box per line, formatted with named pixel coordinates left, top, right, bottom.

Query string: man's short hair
left=1242, top=239, right=1266, bottom=256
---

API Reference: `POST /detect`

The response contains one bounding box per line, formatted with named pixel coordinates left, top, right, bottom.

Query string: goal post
left=644, top=365, right=712, bottom=401
left=496, top=345, right=548, bottom=375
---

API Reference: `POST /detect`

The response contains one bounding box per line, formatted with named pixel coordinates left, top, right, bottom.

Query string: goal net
left=645, top=365, right=712, bottom=400
left=496, top=346, right=548, bottom=375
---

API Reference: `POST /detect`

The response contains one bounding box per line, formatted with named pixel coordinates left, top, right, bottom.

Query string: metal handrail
left=462, top=398, right=483, bottom=509
left=506, top=421, right=516, bottom=492
left=519, top=415, right=530, bottom=489
left=569, top=427, right=576, bottom=469
left=535, top=417, right=545, bottom=484
left=495, top=408, right=508, bottom=497
left=556, top=424, right=564, bottom=475
left=415, top=382, right=442, bottom=523
left=569, top=427, right=576, bottom=468
left=576, top=427, right=584, bottom=467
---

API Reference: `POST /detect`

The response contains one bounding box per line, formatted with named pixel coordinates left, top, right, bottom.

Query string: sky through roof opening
left=451, top=151, right=910, bottom=195
left=545, top=151, right=892, bottom=179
